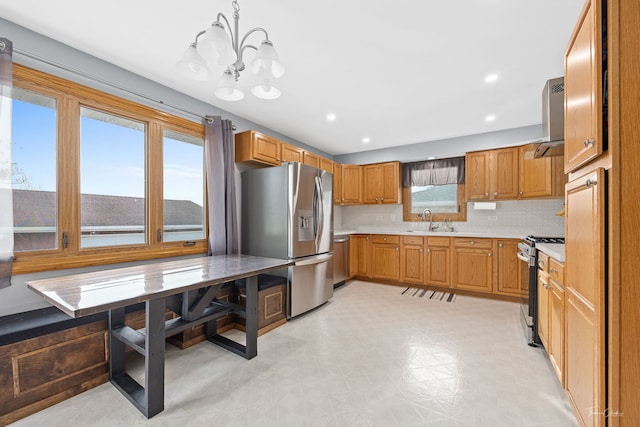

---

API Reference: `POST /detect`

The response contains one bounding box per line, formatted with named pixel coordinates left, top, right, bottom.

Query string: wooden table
left=26, top=254, right=292, bottom=418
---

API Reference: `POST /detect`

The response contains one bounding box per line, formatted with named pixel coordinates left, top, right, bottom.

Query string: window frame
left=12, top=65, right=208, bottom=275
left=402, top=184, right=467, bottom=222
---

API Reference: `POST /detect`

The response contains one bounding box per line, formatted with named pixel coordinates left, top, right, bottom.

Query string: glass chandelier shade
left=176, top=1, right=284, bottom=101
left=176, top=44, right=209, bottom=81
left=214, top=69, right=245, bottom=101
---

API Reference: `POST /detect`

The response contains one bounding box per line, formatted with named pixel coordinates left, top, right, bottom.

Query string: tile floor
left=11, top=281, right=579, bottom=426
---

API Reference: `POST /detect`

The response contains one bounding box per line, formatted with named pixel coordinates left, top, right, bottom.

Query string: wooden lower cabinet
left=452, top=238, right=493, bottom=293
left=352, top=235, right=370, bottom=277
left=425, top=237, right=450, bottom=287
left=537, top=270, right=550, bottom=349
left=495, top=239, right=525, bottom=296
left=401, top=236, right=424, bottom=284
left=370, top=235, right=400, bottom=281
left=548, top=278, right=565, bottom=385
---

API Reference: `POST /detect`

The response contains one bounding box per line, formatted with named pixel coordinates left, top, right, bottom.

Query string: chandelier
left=176, top=0, right=284, bottom=101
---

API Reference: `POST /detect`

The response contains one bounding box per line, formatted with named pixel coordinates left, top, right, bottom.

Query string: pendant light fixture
left=176, top=0, right=284, bottom=101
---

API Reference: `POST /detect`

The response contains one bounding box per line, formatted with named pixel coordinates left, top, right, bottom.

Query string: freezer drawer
left=289, top=253, right=333, bottom=318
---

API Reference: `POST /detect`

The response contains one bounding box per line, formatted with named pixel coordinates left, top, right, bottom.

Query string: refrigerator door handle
left=294, top=253, right=333, bottom=267
left=313, top=175, right=324, bottom=249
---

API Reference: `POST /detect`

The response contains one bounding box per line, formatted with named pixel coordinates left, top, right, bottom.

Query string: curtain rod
left=13, top=47, right=236, bottom=129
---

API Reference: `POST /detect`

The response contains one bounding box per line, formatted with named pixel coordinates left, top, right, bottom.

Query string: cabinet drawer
left=548, top=258, right=565, bottom=286
left=427, top=236, right=450, bottom=246
left=453, top=237, right=492, bottom=249
left=371, top=235, right=400, bottom=244
left=538, top=252, right=549, bottom=272
left=402, top=236, right=424, bottom=245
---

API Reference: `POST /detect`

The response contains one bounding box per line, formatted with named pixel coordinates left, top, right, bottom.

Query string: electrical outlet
left=488, top=215, right=498, bottom=221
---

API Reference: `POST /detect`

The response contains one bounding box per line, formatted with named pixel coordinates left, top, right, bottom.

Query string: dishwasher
left=333, top=235, right=350, bottom=287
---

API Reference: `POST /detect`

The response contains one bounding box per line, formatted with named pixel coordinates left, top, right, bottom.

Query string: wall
left=337, top=199, right=565, bottom=238
left=334, top=125, right=542, bottom=164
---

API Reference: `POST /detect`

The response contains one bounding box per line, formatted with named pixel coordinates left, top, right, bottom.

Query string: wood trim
left=11, top=65, right=208, bottom=274
left=402, top=184, right=467, bottom=222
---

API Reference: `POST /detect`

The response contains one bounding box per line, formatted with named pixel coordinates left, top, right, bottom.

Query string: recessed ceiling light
left=362, top=137, right=371, bottom=144
left=484, top=74, right=499, bottom=83
left=485, top=115, right=496, bottom=122
left=326, top=113, right=336, bottom=122
left=427, top=156, right=436, bottom=160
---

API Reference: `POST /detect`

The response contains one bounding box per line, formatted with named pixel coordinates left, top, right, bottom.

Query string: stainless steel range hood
left=524, top=77, right=565, bottom=159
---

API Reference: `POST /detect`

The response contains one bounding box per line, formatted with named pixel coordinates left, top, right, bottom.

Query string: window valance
left=402, top=156, right=465, bottom=187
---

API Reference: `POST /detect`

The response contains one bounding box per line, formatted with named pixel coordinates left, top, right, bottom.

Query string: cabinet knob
left=583, top=139, right=595, bottom=147
left=470, top=241, right=475, bottom=245
left=381, top=198, right=384, bottom=201
left=375, top=197, right=379, bottom=201
left=586, top=178, right=598, bottom=188
left=419, top=249, right=423, bottom=253
left=499, top=243, right=503, bottom=247
left=427, top=249, right=431, bottom=253
left=488, top=253, right=492, bottom=257
left=383, top=237, right=387, bottom=241
left=550, top=268, right=558, bottom=274
left=494, top=192, right=498, bottom=196
left=519, top=191, right=523, bottom=195
left=485, top=192, right=489, bottom=196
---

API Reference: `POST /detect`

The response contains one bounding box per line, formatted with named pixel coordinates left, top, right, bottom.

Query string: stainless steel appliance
left=517, top=235, right=565, bottom=346
left=524, top=77, right=565, bottom=158
left=333, top=235, right=350, bottom=287
left=241, top=162, right=333, bottom=318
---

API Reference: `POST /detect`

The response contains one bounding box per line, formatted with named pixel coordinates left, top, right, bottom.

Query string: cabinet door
left=465, top=151, right=490, bottom=200
left=565, top=168, right=605, bottom=426
left=379, top=162, right=400, bottom=204
left=363, top=164, right=380, bottom=204
left=452, top=247, right=493, bottom=293
left=302, top=151, right=320, bottom=168
left=333, top=163, right=343, bottom=204
left=353, top=235, right=370, bottom=277
left=341, top=165, right=363, bottom=204
left=495, top=240, right=524, bottom=296
left=401, top=245, right=424, bottom=284
left=319, top=157, right=333, bottom=172
left=519, top=145, right=553, bottom=198
left=564, top=0, right=603, bottom=173
left=426, top=245, right=450, bottom=287
left=282, top=144, right=303, bottom=163
left=549, top=279, right=565, bottom=386
left=537, top=272, right=550, bottom=350
left=252, top=132, right=281, bottom=165
left=491, top=147, right=519, bottom=199
left=371, top=243, right=400, bottom=281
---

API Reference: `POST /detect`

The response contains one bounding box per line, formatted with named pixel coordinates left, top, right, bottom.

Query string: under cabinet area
left=350, top=234, right=523, bottom=300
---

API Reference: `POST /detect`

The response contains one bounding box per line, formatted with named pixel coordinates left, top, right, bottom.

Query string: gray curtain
left=402, top=156, right=465, bottom=187
left=204, top=116, right=238, bottom=255
left=0, top=38, right=13, bottom=289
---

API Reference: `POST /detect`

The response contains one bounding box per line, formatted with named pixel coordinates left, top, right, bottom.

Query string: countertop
left=334, top=229, right=528, bottom=240
left=535, top=243, right=566, bottom=263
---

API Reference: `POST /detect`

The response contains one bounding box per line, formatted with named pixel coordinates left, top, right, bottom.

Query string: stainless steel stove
left=517, top=235, right=565, bottom=346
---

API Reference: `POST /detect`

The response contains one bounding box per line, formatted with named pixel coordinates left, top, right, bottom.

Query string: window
left=80, top=107, right=147, bottom=248
left=12, top=88, right=58, bottom=252
left=11, top=65, right=208, bottom=274
left=402, top=157, right=467, bottom=222
left=162, top=129, right=205, bottom=242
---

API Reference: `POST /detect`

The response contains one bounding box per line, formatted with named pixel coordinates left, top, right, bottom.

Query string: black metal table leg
left=208, top=275, right=258, bottom=359
left=143, top=297, right=165, bottom=417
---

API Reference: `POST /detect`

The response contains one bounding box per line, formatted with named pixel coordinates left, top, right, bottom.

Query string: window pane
left=410, top=184, right=458, bottom=214
left=80, top=107, right=146, bottom=248
left=12, top=88, right=58, bottom=251
left=162, top=130, right=204, bottom=242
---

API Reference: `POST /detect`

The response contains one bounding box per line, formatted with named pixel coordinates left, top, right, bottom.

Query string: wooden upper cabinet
left=491, top=147, right=519, bottom=199
left=333, top=163, right=342, bottom=204
left=466, top=151, right=491, bottom=200
left=281, top=144, right=303, bottom=163
left=341, top=164, right=363, bottom=204
left=466, top=148, right=518, bottom=200
left=319, top=157, right=333, bottom=172
left=235, top=130, right=281, bottom=166
left=564, top=0, right=603, bottom=173
left=519, top=146, right=552, bottom=198
left=302, top=151, right=320, bottom=168
left=363, top=161, right=401, bottom=204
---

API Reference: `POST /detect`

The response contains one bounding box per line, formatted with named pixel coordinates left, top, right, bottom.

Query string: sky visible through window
left=12, top=99, right=203, bottom=208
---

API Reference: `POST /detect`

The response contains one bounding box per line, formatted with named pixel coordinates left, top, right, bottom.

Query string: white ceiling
left=0, top=0, right=585, bottom=156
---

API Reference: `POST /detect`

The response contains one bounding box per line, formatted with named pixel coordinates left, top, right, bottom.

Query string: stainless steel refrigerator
left=241, top=162, right=333, bottom=318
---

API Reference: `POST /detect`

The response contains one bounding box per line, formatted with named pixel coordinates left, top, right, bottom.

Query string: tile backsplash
left=336, top=199, right=565, bottom=237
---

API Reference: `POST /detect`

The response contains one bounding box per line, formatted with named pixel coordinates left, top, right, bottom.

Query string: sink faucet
left=420, top=209, right=438, bottom=231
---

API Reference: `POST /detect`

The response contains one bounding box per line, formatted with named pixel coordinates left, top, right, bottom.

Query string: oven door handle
left=516, top=253, right=530, bottom=263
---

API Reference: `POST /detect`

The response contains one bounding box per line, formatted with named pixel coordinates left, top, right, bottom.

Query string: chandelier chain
left=232, top=0, right=240, bottom=13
